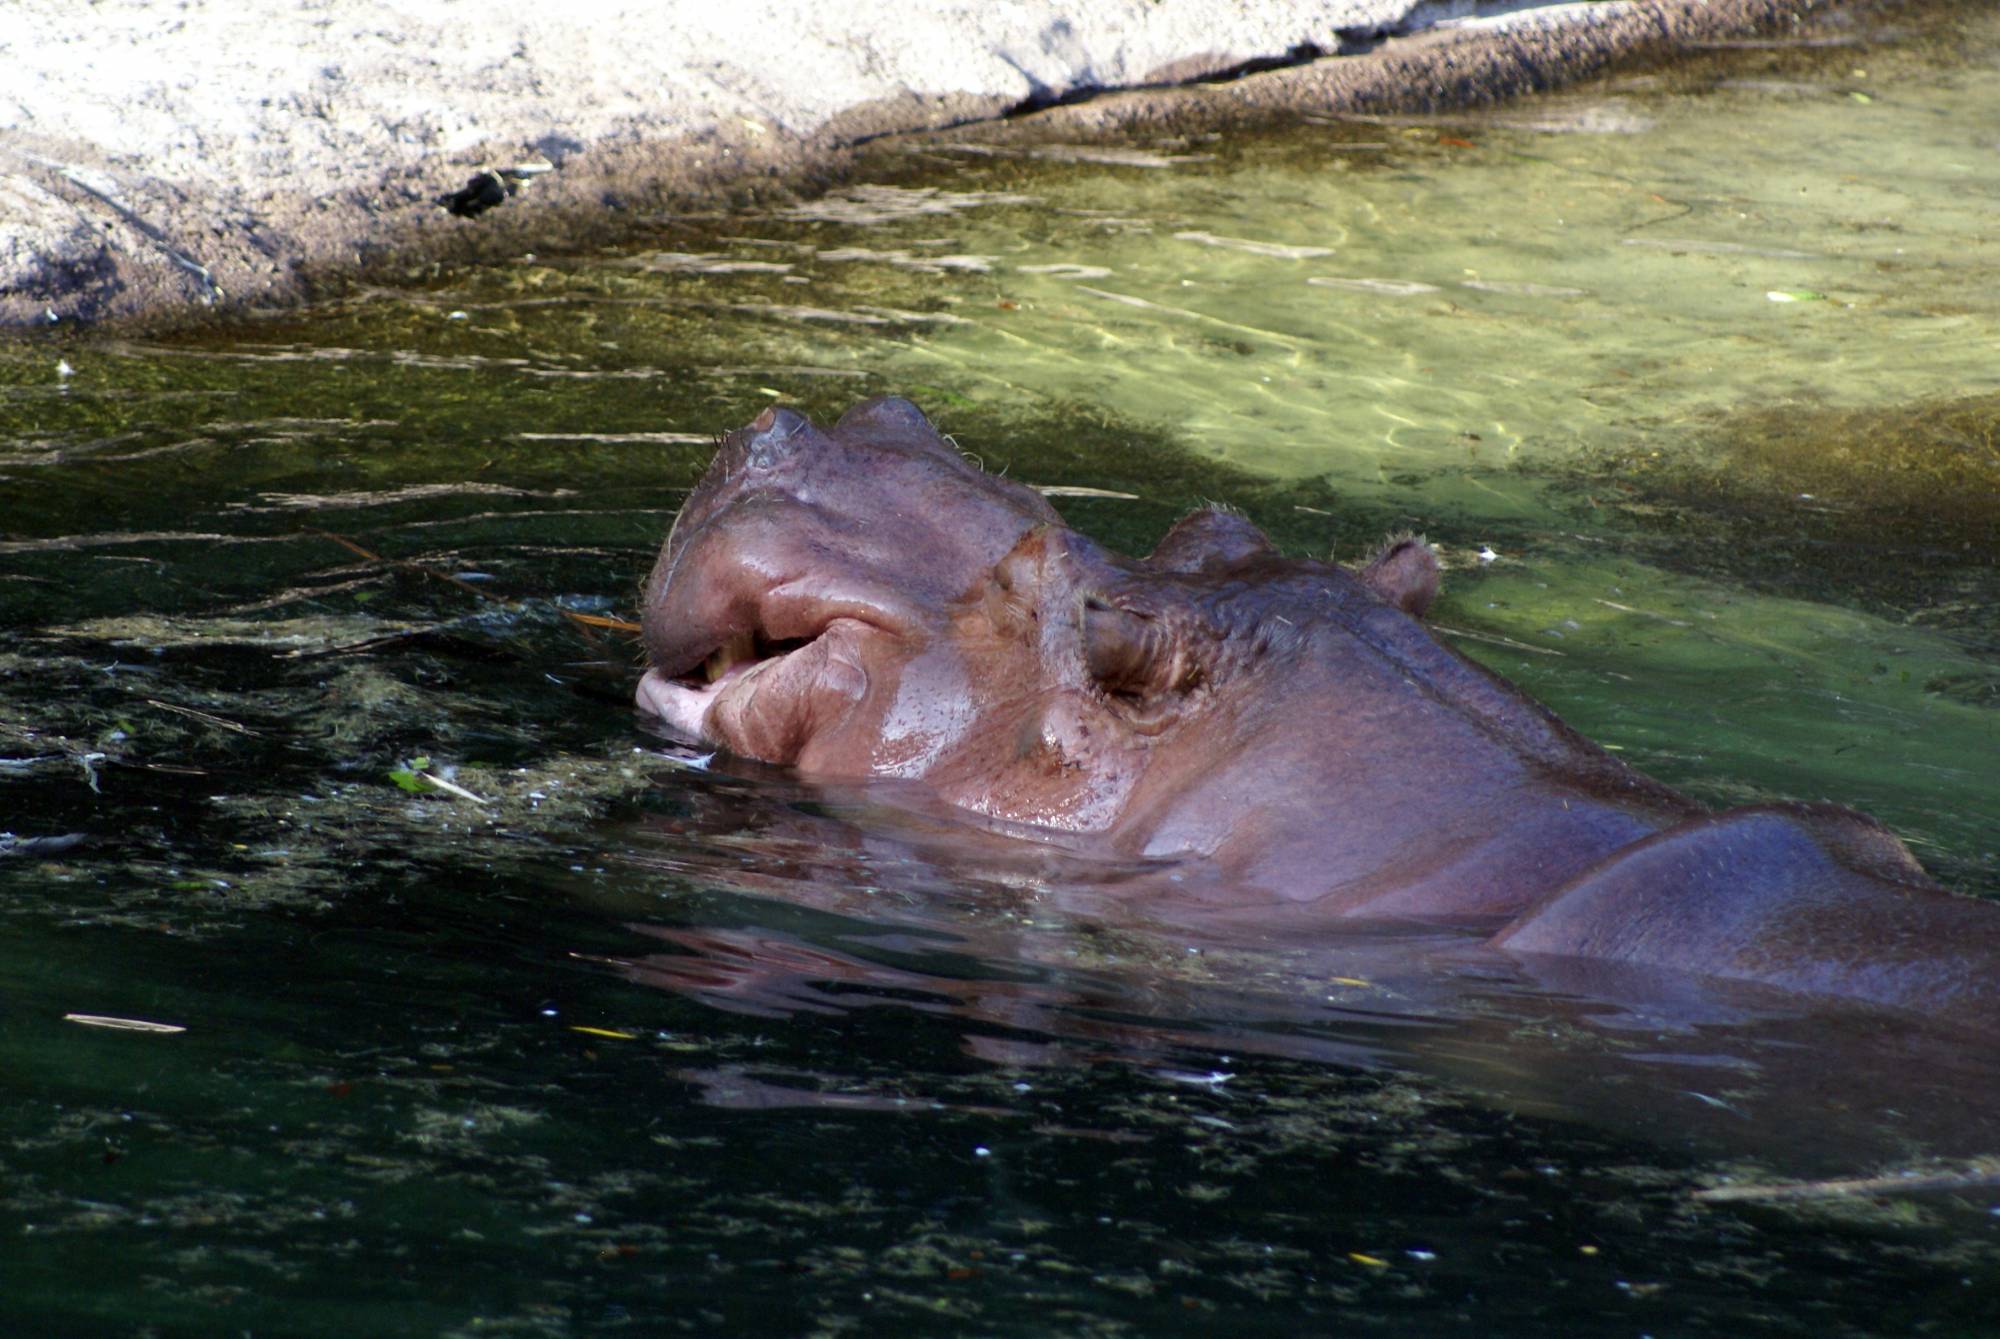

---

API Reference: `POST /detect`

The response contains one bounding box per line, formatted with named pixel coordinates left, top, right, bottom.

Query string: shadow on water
left=1570, top=392, right=2000, bottom=632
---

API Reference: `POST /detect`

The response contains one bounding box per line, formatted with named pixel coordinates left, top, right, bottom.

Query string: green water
left=2, top=6, right=1998, bottom=1335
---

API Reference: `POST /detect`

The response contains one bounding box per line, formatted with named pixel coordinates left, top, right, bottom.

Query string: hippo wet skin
left=636, top=398, right=2000, bottom=1032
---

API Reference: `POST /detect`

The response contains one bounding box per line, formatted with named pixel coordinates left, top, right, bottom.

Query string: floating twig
left=65, top=1013, right=187, bottom=1034
left=144, top=698, right=261, bottom=736
left=417, top=770, right=490, bottom=805
left=1032, top=484, right=1141, bottom=500
left=308, top=528, right=640, bottom=646
left=308, top=528, right=494, bottom=601
left=1594, top=598, right=1691, bottom=628
left=1433, top=624, right=1566, bottom=656
left=1695, top=1161, right=2000, bottom=1204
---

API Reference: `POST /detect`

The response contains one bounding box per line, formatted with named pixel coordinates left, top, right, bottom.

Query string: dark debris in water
left=0, top=591, right=654, bottom=939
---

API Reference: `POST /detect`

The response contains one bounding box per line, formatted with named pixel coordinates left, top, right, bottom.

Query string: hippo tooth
left=705, top=631, right=758, bottom=682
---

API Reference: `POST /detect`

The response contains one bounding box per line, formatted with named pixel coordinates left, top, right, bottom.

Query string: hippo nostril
left=743, top=405, right=810, bottom=469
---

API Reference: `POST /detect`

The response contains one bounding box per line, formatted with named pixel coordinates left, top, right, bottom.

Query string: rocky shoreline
left=1, top=0, right=1832, bottom=332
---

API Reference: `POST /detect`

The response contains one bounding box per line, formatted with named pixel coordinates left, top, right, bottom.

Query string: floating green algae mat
left=0, top=6, right=1997, bottom=1335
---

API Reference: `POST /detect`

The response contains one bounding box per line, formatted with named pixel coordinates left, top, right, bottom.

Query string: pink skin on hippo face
left=639, top=398, right=2000, bottom=1032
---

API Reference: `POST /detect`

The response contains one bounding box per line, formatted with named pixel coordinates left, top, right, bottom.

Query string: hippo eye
left=1082, top=598, right=1192, bottom=700
left=1081, top=598, right=1148, bottom=689
left=1079, top=598, right=1194, bottom=736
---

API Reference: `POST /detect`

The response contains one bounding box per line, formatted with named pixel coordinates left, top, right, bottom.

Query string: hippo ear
left=1360, top=535, right=1440, bottom=618
left=1146, top=506, right=1274, bottom=575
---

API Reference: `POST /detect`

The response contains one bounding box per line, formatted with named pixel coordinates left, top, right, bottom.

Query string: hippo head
left=638, top=398, right=1450, bottom=841
left=638, top=398, right=1057, bottom=769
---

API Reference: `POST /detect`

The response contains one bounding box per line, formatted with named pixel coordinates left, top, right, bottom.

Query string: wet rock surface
left=1, top=0, right=1825, bottom=329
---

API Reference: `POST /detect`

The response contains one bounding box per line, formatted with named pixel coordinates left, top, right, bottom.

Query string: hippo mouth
left=695, top=628, right=816, bottom=687
left=637, top=627, right=815, bottom=733
left=635, top=609, right=881, bottom=760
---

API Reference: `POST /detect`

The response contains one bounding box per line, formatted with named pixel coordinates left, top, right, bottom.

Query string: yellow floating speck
left=571, top=1026, right=639, bottom=1040
left=1348, top=1252, right=1389, bottom=1268
left=1329, top=976, right=1372, bottom=988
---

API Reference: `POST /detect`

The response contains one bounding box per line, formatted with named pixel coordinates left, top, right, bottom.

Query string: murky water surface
left=3, top=8, right=1998, bottom=1335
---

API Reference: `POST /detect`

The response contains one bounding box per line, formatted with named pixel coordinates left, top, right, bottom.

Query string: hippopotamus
left=635, top=397, right=2000, bottom=1033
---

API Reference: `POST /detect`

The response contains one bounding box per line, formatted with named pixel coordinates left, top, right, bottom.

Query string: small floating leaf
left=1766, top=289, right=1827, bottom=303
left=571, top=1026, right=639, bottom=1040
left=1348, top=1252, right=1390, bottom=1268
left=1849, top=91, right=1873, bottom=103
left=389, top=756, right=434, bottom=792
